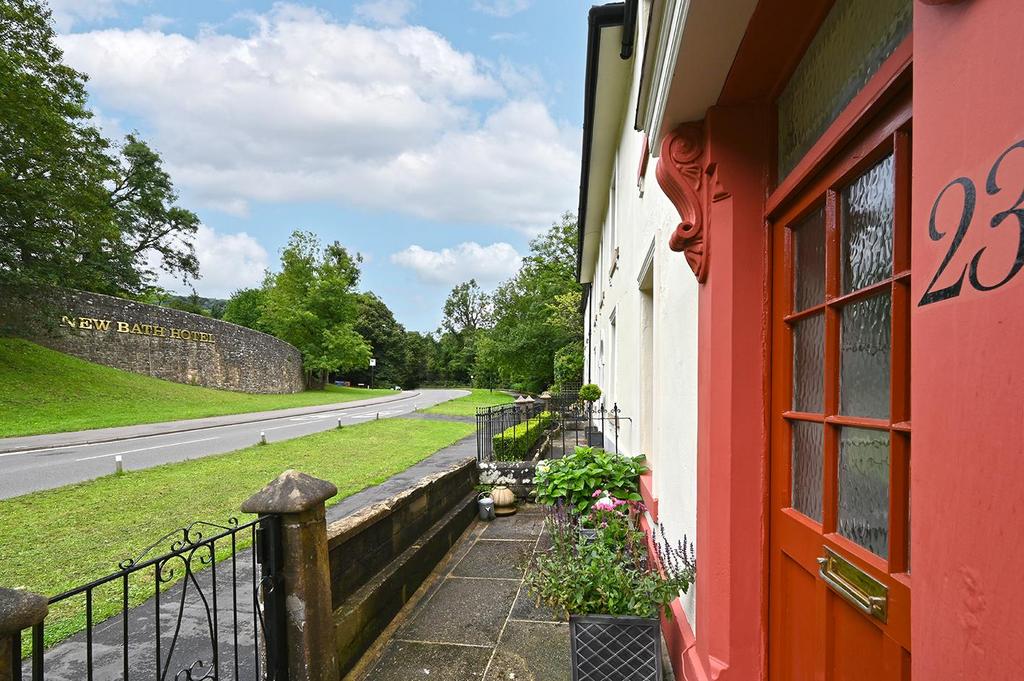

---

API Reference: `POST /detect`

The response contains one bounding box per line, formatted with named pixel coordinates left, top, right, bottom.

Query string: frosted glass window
left=793, top=206, right=826, bottom=311
left=840, top=293, right=891, bottom=419
left=792, top=313, right=824, bottom=413
left=791, top=421, right=823, bottom=522
left=777, top=0, right=911, bottom=179
left=838, top=428, right=890, bottom=557
left=842, top=155, right=894, bottom=293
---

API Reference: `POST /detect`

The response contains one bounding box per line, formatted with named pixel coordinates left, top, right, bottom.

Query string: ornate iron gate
left=15, top=516, right=287, bottom=681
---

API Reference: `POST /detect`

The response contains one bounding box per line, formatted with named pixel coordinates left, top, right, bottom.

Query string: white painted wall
left=581, top=10, right=699, bottom=626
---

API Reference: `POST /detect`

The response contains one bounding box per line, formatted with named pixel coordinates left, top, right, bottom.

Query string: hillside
left=0, top=338, right=394, bottom=438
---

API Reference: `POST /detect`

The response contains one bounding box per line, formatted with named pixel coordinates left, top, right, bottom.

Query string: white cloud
left=354, top=0, right=415, bottom=26
left=472, top=0, right=532, bottom=18
left=390, top=242, right=521, bottom=286
left=47, top=0, right=137, bottom=31
left=151, top=226, right=269, bottom=298
left=141, top=14, right=176, bottom=31
left=58, top=4, right=578, bottom=233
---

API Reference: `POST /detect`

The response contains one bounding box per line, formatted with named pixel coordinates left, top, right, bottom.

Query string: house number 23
left=919, top=139, right=1024, bottom=306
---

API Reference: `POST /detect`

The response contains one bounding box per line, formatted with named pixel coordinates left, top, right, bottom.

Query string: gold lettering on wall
left=60, top=314, right=216, bottom=343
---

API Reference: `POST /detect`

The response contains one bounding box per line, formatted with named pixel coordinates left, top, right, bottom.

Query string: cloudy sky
left=50, top=0, right=589, bottom=331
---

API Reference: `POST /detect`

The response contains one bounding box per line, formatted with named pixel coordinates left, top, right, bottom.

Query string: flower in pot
left=534, top=446, right=645, bottom=514
left=526, top=508, right=695, bottom=680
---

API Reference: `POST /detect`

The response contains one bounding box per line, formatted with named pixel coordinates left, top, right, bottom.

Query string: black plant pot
left=569, top=614, right=662, bottom=681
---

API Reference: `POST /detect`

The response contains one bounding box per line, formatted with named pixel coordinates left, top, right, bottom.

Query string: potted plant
left=526, top=507, right=695, bottom=680
left=578, top=384, right=603, bottom=446
left=534, top=446, right=646, bottom=514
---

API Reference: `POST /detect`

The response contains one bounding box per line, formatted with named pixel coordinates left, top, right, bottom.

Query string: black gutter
left=575, top=2, right=636, bottom=283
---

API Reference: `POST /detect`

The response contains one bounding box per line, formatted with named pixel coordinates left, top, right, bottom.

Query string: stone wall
left=12, top=289, right=304, bottom=394
left=327, top=459, right=478, bottom=677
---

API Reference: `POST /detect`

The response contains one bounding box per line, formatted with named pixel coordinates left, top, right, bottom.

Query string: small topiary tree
left=579, top=383, right=602, bottom=404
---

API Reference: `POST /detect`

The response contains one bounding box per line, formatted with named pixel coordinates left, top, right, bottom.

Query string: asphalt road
left=0, top=388, right=468, bottom=499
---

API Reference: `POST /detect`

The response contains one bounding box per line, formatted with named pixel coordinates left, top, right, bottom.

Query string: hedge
left=492, top=411, right=553, bottom=461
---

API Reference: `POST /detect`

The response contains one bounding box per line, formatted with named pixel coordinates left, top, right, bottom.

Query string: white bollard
left=337, top=417, right=343, bottom=429
left=260, top=431, right=267, bottom=445
left=115, top=455, right=123, bottom=475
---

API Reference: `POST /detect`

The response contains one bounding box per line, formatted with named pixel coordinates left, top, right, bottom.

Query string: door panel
left=769, top=96, right=912, bottom=681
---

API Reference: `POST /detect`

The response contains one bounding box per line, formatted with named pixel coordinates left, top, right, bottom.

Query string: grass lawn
left=0, top=338, right=396, bottom=438
left=421, top=387, right=515, bottom=417
left=1, top=417, right=474, bottom=650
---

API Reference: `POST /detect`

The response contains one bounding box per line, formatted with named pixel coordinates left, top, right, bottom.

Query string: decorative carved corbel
left=655, top=122, right=709, bottom=282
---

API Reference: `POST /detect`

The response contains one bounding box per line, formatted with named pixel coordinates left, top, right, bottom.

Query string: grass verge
left=420, top=387, right=515, bottom=417
left=1, top=417, right=474, bottom=650
left=0, top=338, right=396, bottom=438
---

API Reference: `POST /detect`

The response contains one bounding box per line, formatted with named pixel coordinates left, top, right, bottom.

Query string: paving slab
left=398, top=577, right=520, bottom=646
left=485, top=621, right=571, bottom=681
left=452, top=540, right=535, bottom=579
left=510, top=586, right=562, bottom=623
left=480, top=513, right=546, bottom=540
left=364, top=640, right=492, bottom=680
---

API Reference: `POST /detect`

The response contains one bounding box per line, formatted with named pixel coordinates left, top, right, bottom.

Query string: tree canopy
left=260, top=231, right=370, bottom=384
left=0, top=0, right=199, bottom=298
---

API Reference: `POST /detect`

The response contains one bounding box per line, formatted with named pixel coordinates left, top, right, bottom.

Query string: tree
left=349, top=292, right=408, bottom=388
left=0, top=1, right=199, bottom=298
left=223, top=288, right=271, bottom=333
left=475, top=211, right=582, bottom=392
left=441, top=279, right=491, bottom=335
left=261, top=231, right=370, bottom=386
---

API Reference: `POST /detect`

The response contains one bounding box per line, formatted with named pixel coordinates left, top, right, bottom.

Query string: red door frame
left=656, top=11, right=915, bottom=680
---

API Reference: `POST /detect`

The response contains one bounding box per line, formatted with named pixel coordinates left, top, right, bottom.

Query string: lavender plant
left=526, top=506, right=696, bottom=619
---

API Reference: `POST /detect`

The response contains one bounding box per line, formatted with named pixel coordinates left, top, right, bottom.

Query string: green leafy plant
left=526, top=506, right=695, bottom=619
left=579, top=383, right=602, bottom=404
left=534, top=446, right=645, bottom=513
left=492, top=411, right=553, bottom=460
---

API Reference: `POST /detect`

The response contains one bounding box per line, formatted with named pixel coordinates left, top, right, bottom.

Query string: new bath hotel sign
left=60, top=315, right=217, bottom=343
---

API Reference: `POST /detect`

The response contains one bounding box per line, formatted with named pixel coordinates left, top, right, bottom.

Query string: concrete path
left=0, top=389, right=468, bottom=499
left=357, top=505, right=572, bottom=681
left=23, top=431, right=479, bottom=681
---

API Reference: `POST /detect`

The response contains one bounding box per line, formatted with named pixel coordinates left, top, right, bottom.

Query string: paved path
left=0, top=389, right=468, bottom=499
left=24, top=432, right=479, bottom=681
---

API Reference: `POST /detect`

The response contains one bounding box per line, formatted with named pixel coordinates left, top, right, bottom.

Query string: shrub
left=579, top=383, right=602, bottom=403
left=525, top=506, right=695, bottom=619
left=534, top=446, right=645, bottom=513
left=492, top=411, right=553, bottom=461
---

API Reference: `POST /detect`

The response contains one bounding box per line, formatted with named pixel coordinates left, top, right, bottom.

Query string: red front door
left=768, top=93, right=912, bottom=680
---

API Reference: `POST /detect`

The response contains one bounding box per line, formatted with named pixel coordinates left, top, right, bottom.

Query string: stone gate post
left=0, top=588, right=47, bottom=681
left=243, top=470, right=339, bottom=681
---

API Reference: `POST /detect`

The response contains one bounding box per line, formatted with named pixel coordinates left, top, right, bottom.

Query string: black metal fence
left=15, top=516, right=287, bottom=681
left=476, top=389, right=629, bottom=463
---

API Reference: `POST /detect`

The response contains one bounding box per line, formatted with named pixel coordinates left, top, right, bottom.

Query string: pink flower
left=591, top=489, right=603, bottom=498
left=592, top=498, right=615, bottom=511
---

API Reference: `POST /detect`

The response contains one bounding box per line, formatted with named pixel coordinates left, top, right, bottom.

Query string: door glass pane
left=791, top=420, right=823, bottom=522
left=838, top=428, right=890, bottom=557
left=776, top=0, right=911, bottom=179
left=793, top=206, right=825, bottom=311
left=792, top=313, right=824, bottom=413
left=842, top=155, right=895, bottom=293
left=840, top=292, right=891, bottom=419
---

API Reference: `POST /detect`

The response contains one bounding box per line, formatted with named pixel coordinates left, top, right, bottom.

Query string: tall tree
left=475, top=211, right=582, bottom=392
left=349, top=292, right=408, bottom=388
left=440, top=279, right=492, bottom=335
left=0, top=1, right=199, bottom=298
left=261, top=231, right=370, bottom=386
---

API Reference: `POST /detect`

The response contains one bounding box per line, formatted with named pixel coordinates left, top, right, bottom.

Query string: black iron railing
left=15, top=516, right=286, bottom=681
left=476, top=390, right=630, bottom=462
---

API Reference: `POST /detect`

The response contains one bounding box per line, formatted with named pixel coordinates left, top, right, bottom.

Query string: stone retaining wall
left=9, top=289, right=304, bottom=394
left=327, top=458, right=478, bottom=677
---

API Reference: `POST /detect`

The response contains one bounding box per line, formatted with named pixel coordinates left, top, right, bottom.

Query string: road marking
left=75, top=437, right=219, bottom=462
